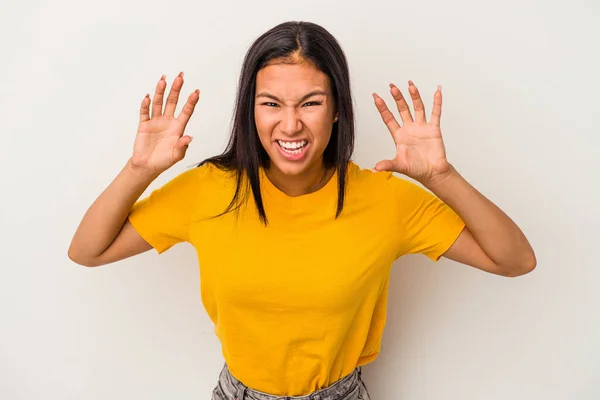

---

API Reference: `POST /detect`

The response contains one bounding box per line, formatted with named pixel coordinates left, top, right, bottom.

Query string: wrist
left=125, top=158, right=161, bottom=183
left=422, top=164, right=459, bottom=191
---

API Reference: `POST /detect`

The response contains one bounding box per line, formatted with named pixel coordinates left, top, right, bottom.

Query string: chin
left=265, top=140, right=315, bottom=176
left=270, top=158, right=312, bottom=177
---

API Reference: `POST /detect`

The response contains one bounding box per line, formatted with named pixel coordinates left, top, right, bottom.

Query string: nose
left=280, top=107, right=303, bottom=136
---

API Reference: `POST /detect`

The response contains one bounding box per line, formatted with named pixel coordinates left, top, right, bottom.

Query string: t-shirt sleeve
left=386, top=172, right=466, bottom=261
left=128, top=166, right=204, bottom=254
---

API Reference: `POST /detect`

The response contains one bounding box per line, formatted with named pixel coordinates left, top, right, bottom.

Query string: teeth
left=278, top=140, right=307, bottom=150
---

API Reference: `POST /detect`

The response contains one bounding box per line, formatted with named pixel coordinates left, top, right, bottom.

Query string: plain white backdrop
left=1, top=0, right=598, bottom=399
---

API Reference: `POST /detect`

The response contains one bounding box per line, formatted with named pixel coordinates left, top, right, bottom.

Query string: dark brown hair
left=200, top=21, right=355, bottom=224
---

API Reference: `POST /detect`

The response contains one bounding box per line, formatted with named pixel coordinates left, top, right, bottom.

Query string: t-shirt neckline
left=259, top=165, right=339, bottom=207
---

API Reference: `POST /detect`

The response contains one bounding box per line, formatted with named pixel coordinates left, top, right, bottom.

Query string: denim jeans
left=211, top=364, right=371, bottom=400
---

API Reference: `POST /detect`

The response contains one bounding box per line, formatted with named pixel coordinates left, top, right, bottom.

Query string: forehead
left=255, top=63, right=331, bottom=95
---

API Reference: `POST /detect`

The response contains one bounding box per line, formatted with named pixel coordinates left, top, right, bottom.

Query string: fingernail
left=161, top=74, right=166, bottom=80
left=408, top=80, right=414, bottom=86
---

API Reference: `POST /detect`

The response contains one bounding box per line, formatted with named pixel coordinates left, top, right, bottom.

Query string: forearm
left=68, top=159, right=157, bottom=261
left=425, top=164, right=536, bottom=270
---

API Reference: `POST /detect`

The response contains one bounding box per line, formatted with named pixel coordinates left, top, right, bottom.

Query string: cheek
left=304, top=114, right=334, bottom=143
left=254, top=111, right=282, bottom=155
left=254, top=110, right=273, bottom=140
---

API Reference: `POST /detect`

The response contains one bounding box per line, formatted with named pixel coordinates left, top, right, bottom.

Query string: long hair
left=200, top=21, right=355, bottom=224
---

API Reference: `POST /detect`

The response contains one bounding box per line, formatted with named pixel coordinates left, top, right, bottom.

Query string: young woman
left=68, top=21, right=536, bottom=400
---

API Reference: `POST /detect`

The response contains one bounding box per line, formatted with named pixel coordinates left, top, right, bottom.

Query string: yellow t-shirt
left=128, top=161, right=465, bottom=396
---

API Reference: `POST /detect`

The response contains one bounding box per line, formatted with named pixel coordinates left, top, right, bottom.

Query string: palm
left=390, top=123, right=448, bottom=182
left=133, top=117, right=187, bottom=172
left=130, top=73, right=200, bottom=176
left=373, top=81, right=450, bottom=184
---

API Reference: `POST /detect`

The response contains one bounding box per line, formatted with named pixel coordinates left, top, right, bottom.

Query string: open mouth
left=275, top=139, right=310, bottom=161
left=276, top=139, right=308, bottom=154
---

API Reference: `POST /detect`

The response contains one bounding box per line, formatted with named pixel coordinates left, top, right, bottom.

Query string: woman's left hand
left=372, top=81, right=452, bottom=186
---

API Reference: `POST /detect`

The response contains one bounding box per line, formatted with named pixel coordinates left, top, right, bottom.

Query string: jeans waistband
left=216, top=364, right=363, bottom=400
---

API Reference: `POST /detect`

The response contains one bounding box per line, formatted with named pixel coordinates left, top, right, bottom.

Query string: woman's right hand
left=130, top=72, right=200, bottom=177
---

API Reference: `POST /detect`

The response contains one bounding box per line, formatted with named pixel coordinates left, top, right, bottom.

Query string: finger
left=374, top=159, right=394, bottom=172
left=430, top=85, right=443, bottom=127
left=177, top=89, right=200, bottom=126
left=151, top=75, right=167, bottom=118
left=389, top=83, right=413, bottom=124
left=372, top=93, right=401, bottom=136
left=172, top=135, right=193, bottom=162
left=139, top=94, right=150, bottom=123
left=408, top=80, right=426, bottom=123
left=164, top=72, right=184, bottom=117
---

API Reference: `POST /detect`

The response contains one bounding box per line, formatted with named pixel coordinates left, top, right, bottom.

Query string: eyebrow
left=256, top=90, right=328, bottom=103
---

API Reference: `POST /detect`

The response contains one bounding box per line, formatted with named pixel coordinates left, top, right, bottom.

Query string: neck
left=266, top=160, right=334, bottom=197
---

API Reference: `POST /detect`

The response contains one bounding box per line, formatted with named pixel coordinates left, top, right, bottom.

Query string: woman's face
left=254, top=62, right=338, bottom=177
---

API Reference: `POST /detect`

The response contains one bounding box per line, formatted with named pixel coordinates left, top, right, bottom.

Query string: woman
left=68, top=21, right=536, bottom=400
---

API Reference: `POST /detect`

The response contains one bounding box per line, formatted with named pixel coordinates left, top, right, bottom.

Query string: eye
left=261, top=102, right=279, bottom=107
left=303, top=101, right=322, bottom=107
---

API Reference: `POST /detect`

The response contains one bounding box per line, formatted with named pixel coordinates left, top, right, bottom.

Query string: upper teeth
left=278, top=140, right=307, bottom=149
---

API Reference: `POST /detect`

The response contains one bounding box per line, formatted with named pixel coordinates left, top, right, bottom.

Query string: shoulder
left=346, top=161, right=402, bottom=192
left=345, top=161, right=431, bottom=201
left=166, top=162, right=235, bottom=190
left=145, top=162, right=237, bottom=212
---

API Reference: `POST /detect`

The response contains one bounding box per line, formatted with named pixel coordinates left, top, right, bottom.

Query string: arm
left=372, top=80, right=535, bottom=277
left=68, top=72, right=199, bottom=267
left=425, top=165, right=536, bottom=277
left=67, top=160, right=155, bottom=267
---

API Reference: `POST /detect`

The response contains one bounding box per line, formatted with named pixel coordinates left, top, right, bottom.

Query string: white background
left=1, top=0, right=598, bottom=399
